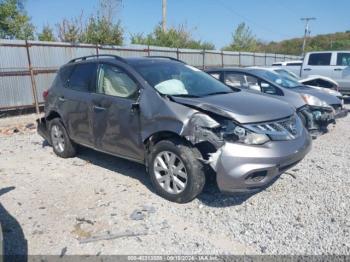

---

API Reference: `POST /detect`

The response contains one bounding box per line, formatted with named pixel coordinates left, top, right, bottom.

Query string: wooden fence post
left=25, top=40, right=40, bottom=115
left=221, top=50, right=224, bottom=67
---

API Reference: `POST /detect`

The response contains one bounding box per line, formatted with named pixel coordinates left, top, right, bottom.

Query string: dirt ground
left=0, top=105, right=349, bottom=256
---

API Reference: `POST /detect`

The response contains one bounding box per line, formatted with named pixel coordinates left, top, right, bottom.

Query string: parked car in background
left=37, top=55, right=312, bottom=203
left=272, top=60, right=303, bottom=76
left=206, top=67, right=347, bottom=133
left=278, top=51, right=350, bottom=96
left=269, top=68, right=343, bottom=100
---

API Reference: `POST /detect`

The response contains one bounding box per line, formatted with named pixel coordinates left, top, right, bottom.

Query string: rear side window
left=337, top=53, right=350, bottom=66
left=68, top=63, right=97, bottom=92
left=58, top=65, right=74, bottom=87
left=308, top=53, right=332, bottom=66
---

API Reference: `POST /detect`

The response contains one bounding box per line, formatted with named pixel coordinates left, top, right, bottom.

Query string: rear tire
left=148, top=138, right=206, bottom=203
left=49, top=118, right=77, bottom=158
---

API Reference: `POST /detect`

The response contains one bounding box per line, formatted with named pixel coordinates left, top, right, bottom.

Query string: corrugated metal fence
left=0, top=39, right=300, bottom=111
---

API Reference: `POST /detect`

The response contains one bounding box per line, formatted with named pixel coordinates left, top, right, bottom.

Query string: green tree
left=56, top=0, right=123, bottom=45
left=256, top=31, right=350, bottom=55
left=85, top=17, right=123, bottom=45
left=38, top=25, right=56, bottom=41
left=84, top=0, right=123, bottom=45
left=223, top=22, right=258, bottom=52
left=131, top=24, right=215, bottom=50
left=56, top=14, right=85, bottom=43
left=0, top=0, right=35, bottom=39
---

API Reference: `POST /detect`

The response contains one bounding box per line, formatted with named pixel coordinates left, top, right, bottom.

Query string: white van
left=301, top=51, right=350, bottom=95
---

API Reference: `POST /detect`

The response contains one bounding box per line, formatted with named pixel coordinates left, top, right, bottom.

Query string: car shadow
left=44, top=142, right=279, bottom=207
left=0, top=186, right=28, bottom=262
left=75, top=145, right=278, bottom=207
left=344, top=97, right=350, bottom=105
left=76, top=146, right=154, bottom=193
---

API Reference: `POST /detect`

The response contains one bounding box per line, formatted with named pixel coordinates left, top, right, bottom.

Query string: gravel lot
left=0, top=104, right=349, bottom=256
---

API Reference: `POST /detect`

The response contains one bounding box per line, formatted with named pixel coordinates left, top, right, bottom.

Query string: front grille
left=246, top=115, right=303, bottom=141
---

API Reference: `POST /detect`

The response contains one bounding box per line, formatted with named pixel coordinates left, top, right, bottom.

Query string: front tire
left=49, top=118, right=77, bottom=158
left=148, top=138, right=206, bottom=203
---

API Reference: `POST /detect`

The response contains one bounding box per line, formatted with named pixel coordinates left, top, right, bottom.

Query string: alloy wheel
left=153, top=151, right=188, bottom=194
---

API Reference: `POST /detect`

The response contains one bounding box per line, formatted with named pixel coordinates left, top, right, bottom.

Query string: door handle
left=93, top=105, right=106, bottom=111
left=303, top=68, right=312, bottom=71
left=58, top=96, right=66, bottom=102
left=334, top=68, right=343, bottom=71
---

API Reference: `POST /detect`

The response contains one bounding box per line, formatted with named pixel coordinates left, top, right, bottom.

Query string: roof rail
left=68, top=54, right=127, bottom=64
left=146, top=56, right=186, bottom=64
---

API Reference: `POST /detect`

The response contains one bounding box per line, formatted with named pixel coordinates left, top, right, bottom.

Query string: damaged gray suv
left=37, top=55, right=312, bottom=203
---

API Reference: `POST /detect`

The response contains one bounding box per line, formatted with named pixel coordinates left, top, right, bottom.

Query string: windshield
left=251, top=69, right=301, bottom=89
left=132, top=61, right=233, bottom=97
left=274, top=69, right=300, bottom=81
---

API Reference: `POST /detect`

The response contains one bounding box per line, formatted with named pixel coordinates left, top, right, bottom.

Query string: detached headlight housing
left=300, top=94, right=331, bottom=109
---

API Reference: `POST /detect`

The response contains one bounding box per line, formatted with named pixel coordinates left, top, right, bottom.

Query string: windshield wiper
left=170, top=94, right=200, bottom=98
left=203, top=91, right=233, bottom=97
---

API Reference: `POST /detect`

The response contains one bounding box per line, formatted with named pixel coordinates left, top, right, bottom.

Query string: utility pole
left=162, top=0, right=167, bottom=32
left=301, top=17, right=316, bottom=56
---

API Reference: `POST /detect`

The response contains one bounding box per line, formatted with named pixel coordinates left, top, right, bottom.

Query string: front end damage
left=297, top=105, right=336, bottom=134
left=182, top=112, right=312, bottom=193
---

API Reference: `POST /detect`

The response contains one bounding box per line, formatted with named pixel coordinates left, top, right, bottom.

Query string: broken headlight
left=186, top=113, right=270, bottom=147
left=300, top=94, right=332, bottom=109
left=220, top=122, right=270, bottom=145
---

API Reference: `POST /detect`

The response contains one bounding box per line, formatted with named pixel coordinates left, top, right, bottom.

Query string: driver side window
left=260, top=81, right=279, bottom=95
left=97, top=64, right=138, bottom=99
left=242, top=74, right=280, bottom=95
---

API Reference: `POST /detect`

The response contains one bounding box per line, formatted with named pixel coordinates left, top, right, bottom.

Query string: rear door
left=59, top=62, right=97, bottom=146
left=302, top=52, right=332, bottom=78
left=332, top=52, right=350, bottom=94
left=91, top=62, right=143, bottom=161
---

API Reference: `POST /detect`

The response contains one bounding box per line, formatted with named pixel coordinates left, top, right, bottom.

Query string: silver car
left=37, top=55, right=311, bottom=203
left=206, top=67, right=347, bottom=133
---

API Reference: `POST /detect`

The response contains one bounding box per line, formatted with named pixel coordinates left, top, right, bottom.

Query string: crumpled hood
left=172, top=91, right=294, bottom=124
left=292, top=86, right=342, bottom=105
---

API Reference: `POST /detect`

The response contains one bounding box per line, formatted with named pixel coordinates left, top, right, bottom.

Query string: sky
left=26, top=0, right=350, bottom=49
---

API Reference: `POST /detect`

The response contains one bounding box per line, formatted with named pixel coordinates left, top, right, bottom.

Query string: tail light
left=43, top=90, right=49, bottom=101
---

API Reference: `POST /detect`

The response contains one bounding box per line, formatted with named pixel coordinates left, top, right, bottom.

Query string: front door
left=91, top=63, right=143, bottom=161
